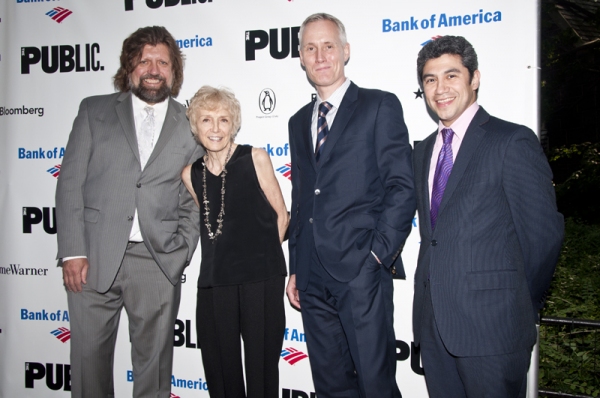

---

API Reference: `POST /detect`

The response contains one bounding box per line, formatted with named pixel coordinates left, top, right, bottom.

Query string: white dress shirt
left=128, top=94, right=169, bottom=242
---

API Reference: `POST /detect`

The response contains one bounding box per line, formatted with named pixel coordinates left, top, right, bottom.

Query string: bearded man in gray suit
left=56, top=26, right=202, bottom=398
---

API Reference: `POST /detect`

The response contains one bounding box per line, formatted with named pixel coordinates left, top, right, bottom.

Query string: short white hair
left=299, top=13, right=347, bottom=47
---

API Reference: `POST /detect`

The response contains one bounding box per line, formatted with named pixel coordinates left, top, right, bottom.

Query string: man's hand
left=62, top=258, right=89, bottom=293
left=286, top=274, right=301, bottom=310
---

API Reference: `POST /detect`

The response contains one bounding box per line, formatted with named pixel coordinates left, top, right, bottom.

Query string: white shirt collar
left=315, top=78, right=351, bottom=109
left=131, top=93, right=169, bottom=116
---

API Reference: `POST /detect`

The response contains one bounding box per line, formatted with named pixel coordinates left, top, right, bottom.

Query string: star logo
left=414, top=88, right=424, bottom=99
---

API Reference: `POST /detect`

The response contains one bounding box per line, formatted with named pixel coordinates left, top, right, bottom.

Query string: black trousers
left=420, top=286, right=531, bottom=398
left=196, top=275, right=286, bottom=398
left=298, top=251, right=401, bottom=398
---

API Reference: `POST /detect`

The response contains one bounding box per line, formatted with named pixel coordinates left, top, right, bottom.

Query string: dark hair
left=113, top=26, right=184, bottom=97
left=417, top=35, right=478, bottom=87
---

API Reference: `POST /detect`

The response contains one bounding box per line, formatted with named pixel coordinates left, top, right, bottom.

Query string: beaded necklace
left=201, top=143, right=233, bottom=241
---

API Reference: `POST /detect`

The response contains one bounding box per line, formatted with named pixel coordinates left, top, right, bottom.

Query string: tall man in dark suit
left=412, top=36, right=564, bottom=397
left=286, top=13, right=416, bottom=398
left=56, top=26, right=202, bottom=398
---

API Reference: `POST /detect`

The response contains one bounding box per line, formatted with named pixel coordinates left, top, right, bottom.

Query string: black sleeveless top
left=191, top=145, right=287, bottom=288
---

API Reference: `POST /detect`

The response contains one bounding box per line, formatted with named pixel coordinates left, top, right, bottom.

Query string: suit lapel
left=144, top=97, right=181, bottom=169
left=436, top=107, right=490, bottom=218
left=115, top=92, right=140, bottom=165
left=301, top=102, right=317, bottom=172
left=421, top=134, right=436, bottom=236
left=317, top=83, right=359, bottom=169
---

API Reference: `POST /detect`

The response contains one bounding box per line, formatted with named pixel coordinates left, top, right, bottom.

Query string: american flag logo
left=276, top=163, right=292, bottom=181
left=47, top=164, right=61, bottom=178
left=280, top=347, right=308, bottom=365
left=50, top=327, right=71, bottom=343
left=421, top=35, right=443, bottom=46
left=45, top=7, right=73, bottom=24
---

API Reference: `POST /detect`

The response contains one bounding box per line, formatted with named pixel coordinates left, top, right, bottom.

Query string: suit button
left=127, top=216, right=133, bottom=221
left=136, top=183, right=141, bottom=188
left=309, top=218, right=313, bottom=223
left=314, top=189, right=320, bottom=195
left=431, top=240, right=437, bottom=246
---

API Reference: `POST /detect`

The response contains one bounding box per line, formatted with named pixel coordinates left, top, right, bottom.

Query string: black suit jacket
left=288, top=82, right=416, bottom=290
left=412, top=107, right=564, bottom=356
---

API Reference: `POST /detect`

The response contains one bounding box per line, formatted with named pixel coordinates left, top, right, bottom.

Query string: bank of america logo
left=421, top=35, right=443, bottom=46
left=281, top=347, right=308, bottom=365
left=276, top=163, right=291, bottom=181
left=46, top=7, right=73, bottom=24
left=170, top=393, right=180, bottom=398
left=47, top=164, right=61, bottom=178
left=50, top=327, right=71, bottom=343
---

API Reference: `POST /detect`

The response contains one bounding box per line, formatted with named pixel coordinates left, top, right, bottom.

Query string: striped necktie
left=315, top=101, right=332, bottom=162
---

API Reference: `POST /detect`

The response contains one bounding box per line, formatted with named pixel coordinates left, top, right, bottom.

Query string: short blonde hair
left=186, top=85, right=242, bottom=139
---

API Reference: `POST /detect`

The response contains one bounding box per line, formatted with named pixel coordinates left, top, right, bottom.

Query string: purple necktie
left=430, top=128, right=454, bottom=229
left=315, top=101, right=332, bottom=162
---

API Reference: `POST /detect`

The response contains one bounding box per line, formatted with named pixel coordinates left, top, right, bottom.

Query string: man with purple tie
left=412, top=35, right=564, bottom=397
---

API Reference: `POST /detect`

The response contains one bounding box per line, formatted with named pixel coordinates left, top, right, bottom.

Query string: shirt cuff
left=370, top=251, right=382, bottom=264
left=62, top=256, right=87, bottom=262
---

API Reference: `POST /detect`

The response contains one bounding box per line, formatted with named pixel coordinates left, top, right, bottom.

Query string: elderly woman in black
left=181, top=86, right=288, bottom=398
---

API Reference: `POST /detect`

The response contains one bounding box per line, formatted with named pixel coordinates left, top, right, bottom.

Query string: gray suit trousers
left=68, top=241, right=181, bottom=398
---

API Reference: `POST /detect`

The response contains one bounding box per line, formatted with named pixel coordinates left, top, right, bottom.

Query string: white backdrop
left=0, top=1, right=539, bottom=396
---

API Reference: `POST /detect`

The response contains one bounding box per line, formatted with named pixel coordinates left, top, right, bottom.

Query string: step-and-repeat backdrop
left=0, top=1, right=538, bottom=396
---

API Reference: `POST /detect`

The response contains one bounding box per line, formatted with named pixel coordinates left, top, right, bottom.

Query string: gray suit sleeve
left=56, top=98, right=92, bottom=260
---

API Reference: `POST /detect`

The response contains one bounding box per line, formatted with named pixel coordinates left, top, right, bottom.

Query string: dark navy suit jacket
left=288, top=82, right=416, bottom=291
left=412, top=107, right=564, bottom=357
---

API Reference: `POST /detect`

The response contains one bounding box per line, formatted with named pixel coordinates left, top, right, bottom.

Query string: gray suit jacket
left=412, top=107, right=564, bottom=357
left=56, top=92, right=202, bottom=293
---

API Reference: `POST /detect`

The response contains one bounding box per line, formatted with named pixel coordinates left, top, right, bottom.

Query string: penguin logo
left=259, top=88, right=276, bottom=114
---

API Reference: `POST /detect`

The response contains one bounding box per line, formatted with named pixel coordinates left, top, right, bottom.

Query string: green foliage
left=539, top=218, right=600, bottom=396
left=544, top=218, right=600, bottom=318
left=540, top=0, right=600, bottom=147
left=549, top=142, right=600, bottom=224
